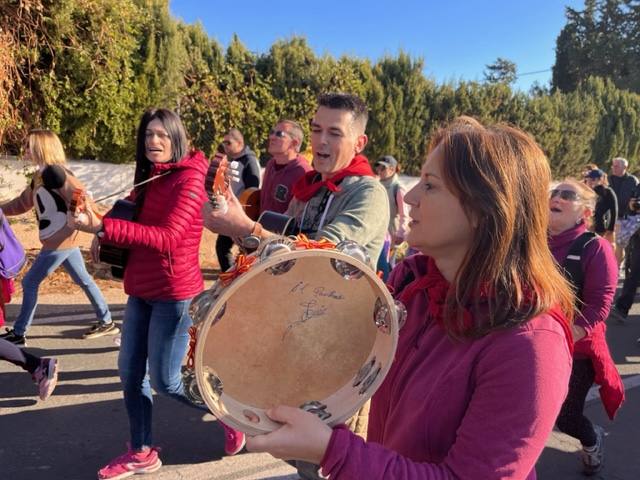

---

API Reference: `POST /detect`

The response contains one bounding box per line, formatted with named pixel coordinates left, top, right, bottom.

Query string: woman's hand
left=67, top=209, right=102, bottom=234
left=246, top=405, right=333, bottom=465
left=90, top=235, right=101, bottom=263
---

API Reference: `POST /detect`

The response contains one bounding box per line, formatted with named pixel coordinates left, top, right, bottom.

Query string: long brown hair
left=431, top=118, right=575, bottom=337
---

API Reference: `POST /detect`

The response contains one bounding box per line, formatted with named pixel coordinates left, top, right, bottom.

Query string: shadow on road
left=0, top=395, right=228, bottom=480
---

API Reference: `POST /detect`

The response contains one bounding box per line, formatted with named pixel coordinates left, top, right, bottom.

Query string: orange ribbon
left=218, top=254, right=257, bottom=287
left=186, top=326, right=198, bottom=370
left=293, top=234, right=336, bottom=250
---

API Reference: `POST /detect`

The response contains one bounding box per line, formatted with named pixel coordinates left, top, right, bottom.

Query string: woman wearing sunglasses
left=247, top=119, right=577, bottom=479
left=548, top=179, right=624, bottom=475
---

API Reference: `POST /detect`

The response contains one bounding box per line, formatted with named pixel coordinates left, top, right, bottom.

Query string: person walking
left=374, top=155, right=408, bottom=280
left=68, top=108, right=219, bottom=479
left=548, top=179, right=624, bottom=475
left=0, top=130, right=115, bottom=346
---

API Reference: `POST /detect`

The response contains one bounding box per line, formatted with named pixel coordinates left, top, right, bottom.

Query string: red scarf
left=398, top=256, right=574, bottom=353
left=291, top=154, right=374, bottom=202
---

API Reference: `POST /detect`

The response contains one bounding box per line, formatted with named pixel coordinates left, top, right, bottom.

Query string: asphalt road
left=1, top=288, right=639, bottom=480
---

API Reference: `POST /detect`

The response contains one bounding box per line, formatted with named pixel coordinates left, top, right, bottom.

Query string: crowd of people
left=0, top=92, right=636, bottom=479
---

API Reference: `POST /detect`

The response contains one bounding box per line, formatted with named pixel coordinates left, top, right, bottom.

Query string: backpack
left=562, top=231, right=597, bottom=301
left=0, top=210, right=27, bottom=279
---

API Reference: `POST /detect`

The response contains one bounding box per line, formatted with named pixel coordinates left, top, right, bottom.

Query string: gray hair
left=612, top=157, right=628, bottom=168
left=278, top=119, right=304, bottom=152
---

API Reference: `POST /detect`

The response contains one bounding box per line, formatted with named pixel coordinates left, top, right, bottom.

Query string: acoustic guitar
left=98, top=199, right=136, bottom=279
left=69, top=188, right=131, bottom=279
left=204, top=153, right=231, bottom=205
left=69, top=188, right=87, bottom=216
left=238, top=187, right=261, bottom=221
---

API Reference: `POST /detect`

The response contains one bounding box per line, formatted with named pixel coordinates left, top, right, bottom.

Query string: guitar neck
left=205, top=156, right=230, bottom=202
left=69, top=188, right=86, bottom=215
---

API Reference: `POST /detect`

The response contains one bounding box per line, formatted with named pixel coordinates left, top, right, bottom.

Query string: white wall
left=0, top=157, right=135, bottom=206
left=0, top=155, right=419, bottom=206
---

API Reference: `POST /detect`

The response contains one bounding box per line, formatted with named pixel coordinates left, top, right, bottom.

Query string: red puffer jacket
left=101, top=150, right=208, bottom=300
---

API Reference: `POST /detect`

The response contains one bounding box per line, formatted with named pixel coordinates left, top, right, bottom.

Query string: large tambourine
left=185, top=236, right=405, bottom=435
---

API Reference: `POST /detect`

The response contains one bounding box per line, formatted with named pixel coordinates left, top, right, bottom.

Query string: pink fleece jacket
left=320, top=255, right=573, bottom=480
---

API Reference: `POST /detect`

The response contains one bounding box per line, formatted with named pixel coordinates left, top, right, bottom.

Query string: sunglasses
left=550, top=189, right=580, bottom=201
left=269, top=129, right=291, bottom=139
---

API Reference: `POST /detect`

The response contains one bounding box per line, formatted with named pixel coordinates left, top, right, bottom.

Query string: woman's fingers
left=245, top=405, right=332, bottom=465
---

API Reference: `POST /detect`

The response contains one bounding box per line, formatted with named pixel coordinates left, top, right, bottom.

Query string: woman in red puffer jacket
left=69, top=108, right=209, bottom=479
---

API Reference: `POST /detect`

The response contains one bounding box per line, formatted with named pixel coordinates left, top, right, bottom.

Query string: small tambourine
left=185, top=237, right=405, bottom=435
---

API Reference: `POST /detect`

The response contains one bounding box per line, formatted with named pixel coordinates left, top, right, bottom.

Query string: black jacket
left=610, top=173, right=638, bottom=218
left=593, top=185, right=618, bottom=234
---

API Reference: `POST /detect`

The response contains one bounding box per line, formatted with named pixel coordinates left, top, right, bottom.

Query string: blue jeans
left=14, top=247, right=112, bottom=336
left=118, top=296, right=206, bottom=449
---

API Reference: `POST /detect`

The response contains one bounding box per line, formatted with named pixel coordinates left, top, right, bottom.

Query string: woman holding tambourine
left=246, top=118, right=577, bottom=479
left=68, top=108, right=210, bottom=479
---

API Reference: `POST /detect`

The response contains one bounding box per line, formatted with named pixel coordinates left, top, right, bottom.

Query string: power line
left=516, top=68, right=552, bottom=78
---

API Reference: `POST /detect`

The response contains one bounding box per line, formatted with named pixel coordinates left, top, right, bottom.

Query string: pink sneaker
left=222, top=423, right=246, bottom=456
left=32, top=358, right=58, bottom=401
left=97, top=446, right=162, bottom=479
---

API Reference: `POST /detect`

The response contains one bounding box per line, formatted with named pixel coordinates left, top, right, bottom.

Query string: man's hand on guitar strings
left=211, top=195, right=229, bottom=215
left=202, top=188, right=254, bottom=238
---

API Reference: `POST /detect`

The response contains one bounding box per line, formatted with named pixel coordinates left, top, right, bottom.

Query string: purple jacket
left=320, top=255, right=572, bottom=480
left=548, top=223, right=617, bottom=336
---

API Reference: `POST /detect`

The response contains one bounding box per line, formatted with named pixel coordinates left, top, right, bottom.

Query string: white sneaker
left=581, top=424, right=605, bottom=476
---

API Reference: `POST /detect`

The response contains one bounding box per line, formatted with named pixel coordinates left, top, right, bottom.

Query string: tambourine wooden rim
left=193, top=248, right=399, bottom=435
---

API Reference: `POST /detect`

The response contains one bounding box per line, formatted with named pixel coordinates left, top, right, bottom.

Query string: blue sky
left=169, top=1, right=586, bottom=92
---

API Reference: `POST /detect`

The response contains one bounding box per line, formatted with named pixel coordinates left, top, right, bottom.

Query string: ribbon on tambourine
left=186, top=326, right=198, bottom=370
left=293, top=234, right=336, bottom=250
left=218, top=254, right=258, bottom=287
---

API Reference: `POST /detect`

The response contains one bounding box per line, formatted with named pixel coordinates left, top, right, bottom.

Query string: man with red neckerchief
left=202, top=92, right=389, bottom=478
left=204, top=92, right=389, bottom=268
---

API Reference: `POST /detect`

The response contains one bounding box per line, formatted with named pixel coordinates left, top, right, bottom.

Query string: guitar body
left=239, top=187, right=261, bottom=220
left=99, top=199, right=136, bottom=279
left=258, top=210, right=297, bottom=236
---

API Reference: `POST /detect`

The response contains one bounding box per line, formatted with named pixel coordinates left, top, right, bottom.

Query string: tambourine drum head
left=195, top=249, right=397, bottom=434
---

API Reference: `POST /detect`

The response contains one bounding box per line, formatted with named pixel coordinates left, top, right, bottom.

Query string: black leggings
left=556, top=358, right=597, bottom=447
left=0, top=338, right=40, bottom=374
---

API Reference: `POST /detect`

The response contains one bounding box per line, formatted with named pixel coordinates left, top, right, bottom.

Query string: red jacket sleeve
left=101, top=176, right=204, bottom=253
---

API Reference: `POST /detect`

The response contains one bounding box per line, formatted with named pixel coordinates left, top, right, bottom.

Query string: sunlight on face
left=548, top=182, right=586, bottom=234
left=404, top=146, right=474, bottom=262
left=144, top=119, right=173, bottom=163
left=310, top=106, right=367, bottom=180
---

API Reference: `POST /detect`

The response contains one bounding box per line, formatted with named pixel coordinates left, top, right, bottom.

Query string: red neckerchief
left=398, top=256, right=473, bottom=335
left=398, top=256, right=574, bottom=353
left=291, top=154, right=374, bottom=202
